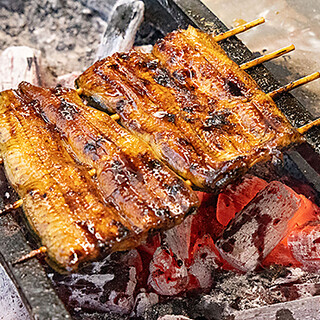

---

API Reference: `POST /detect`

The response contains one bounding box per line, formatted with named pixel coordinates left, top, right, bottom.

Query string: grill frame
left=0, top=0, right=319, bottom=319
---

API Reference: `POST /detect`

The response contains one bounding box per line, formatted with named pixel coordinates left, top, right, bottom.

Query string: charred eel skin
left=2, top=83, right=198, bottom=271
left=76, top=26, right=304, bottom=192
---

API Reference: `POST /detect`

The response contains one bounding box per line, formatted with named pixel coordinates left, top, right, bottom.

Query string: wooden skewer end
left=240, top=44, right=295, bottom=70
left=76, top=88, right=83, bottom=95
left=110, top=114, right=121, bottom=121
left=88, top=168, right=97, bottom=177
left=297, top=118, right=320, bottom=135
left=214, top=17, right=265, bottom=42
left=268, top=72, right=320, bottom=99
left=0, top=198, right=23, bottom=216
left=13, top=246, right=47, bottom=265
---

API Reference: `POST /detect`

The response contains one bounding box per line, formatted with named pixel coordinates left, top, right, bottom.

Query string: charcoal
left=195, top=295, right=227, bottom=320
left=191, top=192, right=223, bottom=242
left=216, top=181, right=302, bottom=272
left=216, top=175, right=268, bottom=226
left=79, top=0, right=119, bottom=21
left=0, top=0, right=25, bottom=12
left=158, top=316, right=193, bottom=320
left=148, top=215, right=225, bottom=295
left=262, top=195, right=320, bottom=269
left=231, top=296, right=320, bottom=320
left=0, top=0, right=107, bottom=78
left=96, top=0, right=145, bottom=60
left=147, top=216, right=192, bottom=295
left=148, top=245, right=190, bottom=296
left=50, top=250, right=142, bottom=316
left=0, top=46, right=42, bottom=90
left=288, top=223, right=320, bottom=271
left=162, top=215, right=193, bottom=262
left=188, top=235, right=221, bottom=289
left=133, top=291, right=159, bottom=317
left=56, top=71, right=81, bottom=88
left=143, top=297, right=200, bottom=320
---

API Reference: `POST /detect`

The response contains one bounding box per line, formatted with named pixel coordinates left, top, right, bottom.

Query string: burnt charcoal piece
left=216, top=181, right=302, bottom=272
left=262, top=194, right=320, bottom=269
left=216, top=175, right=268, bottom=227
left=51, top=250, right=142, bottom=316
left=96, top=0, right=145, bottom=60
left=288, top=223, right=320, bottom=271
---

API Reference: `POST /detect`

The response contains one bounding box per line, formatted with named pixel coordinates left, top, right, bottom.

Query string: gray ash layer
left=143, top=267, right=320, bottom=320
left=0, top=0, right=107, bottom=78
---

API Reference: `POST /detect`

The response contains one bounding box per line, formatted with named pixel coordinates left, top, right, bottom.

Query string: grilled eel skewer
left=0, top=88, right=198, bottom=271
left=76, top=26, right=304, bottom=192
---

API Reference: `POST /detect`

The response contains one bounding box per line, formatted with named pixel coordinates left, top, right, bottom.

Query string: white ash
left=207, top=267, right=320, bottom=313
left=158, top=316, right=193, bottom=320
left=0, top=0, right=107, bottom=80
left=56, top=71, right=82, bottom=88
left=0, top=46, right=42, bottom=90
left=78, top=0, right=119, bottom=21
left=142, top=267, right=320, bottom=320
left=132, top=291, right=159, bottom=318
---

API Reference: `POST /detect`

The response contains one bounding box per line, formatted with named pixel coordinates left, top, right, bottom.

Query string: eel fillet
left=76, top=26, right=304, bottom=192
left=0, top=84, right=199, bottom=271
left=0, top=89, right=130, bottom=271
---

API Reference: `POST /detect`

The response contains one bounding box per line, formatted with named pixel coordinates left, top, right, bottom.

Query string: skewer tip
left=88, top=168, right=97, bottom=177
left=240, top=44, right=295, bottom=70
left=13, top=246, right=47, bottom=265
left=214, top=17, right=265, bottom=42
left=297, top=118, right=320, bottom=135
left=268, top=71, right=320, bottom=99
left=0, top=198, right=23, bottom=216
left=12, top=198, right=24, bottom=210
left=76, top=88, right=83, bottom=95
left=110, top=113, right=121, bottom=121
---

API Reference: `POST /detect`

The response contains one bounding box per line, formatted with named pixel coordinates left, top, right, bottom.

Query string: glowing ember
left=263, top=195, right=320, bottom=268
left=216, top=181, right=302, bottom=272
left=147, top=176, right=320, bottom=294
left=51, top=174, right=320, bottom=316
left=216, top=175, right=268, bottom=226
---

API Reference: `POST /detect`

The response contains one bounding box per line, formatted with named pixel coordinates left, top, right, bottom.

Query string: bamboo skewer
left=297, top=118, right=320, bottom=134
left=88, top=168, right=97, bottom=177
left=110, top=113, right=121, bottom=121
left=13, top=246, right=47, bottom=265
left=213, top=17, right=265, bottom=42
left=268, top=72, right=320, bottom=99
left=76, top=88, right=83, bottom=95
left=240, top=44, right=295, bottom=70
left=0, top=199, right=23, bottom=216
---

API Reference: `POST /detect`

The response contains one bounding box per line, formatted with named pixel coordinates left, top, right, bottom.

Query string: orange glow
left=263, top=195, right=320, bottom=267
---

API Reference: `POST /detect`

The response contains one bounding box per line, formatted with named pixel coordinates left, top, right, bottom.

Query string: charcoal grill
left=0, top=0, right=319, bottom=319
